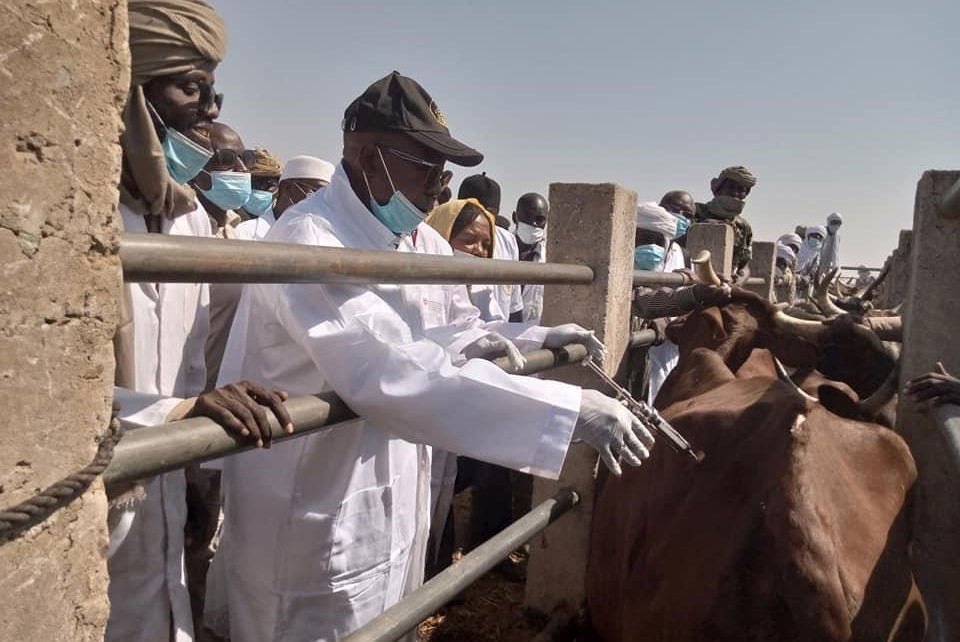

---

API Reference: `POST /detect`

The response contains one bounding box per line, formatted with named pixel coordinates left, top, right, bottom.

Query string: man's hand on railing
left=904, top=363, right=960, bottom=408
left=188, top=381, right=294, bottom=448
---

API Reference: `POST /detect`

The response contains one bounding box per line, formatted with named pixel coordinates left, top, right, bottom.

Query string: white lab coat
left=234, top=207, right=277, bottom=240
left=493, top=227, right=523, bottom=318
left=106, top=202, right=211, bottom=642
left=645, top=242, right=685, bottom=405
left=521, top=240, right=546, bottom=323
left=212, top=165, right=581, bottom=641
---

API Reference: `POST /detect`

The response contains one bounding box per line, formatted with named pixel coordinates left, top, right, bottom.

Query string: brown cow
left=586, top=291, right=925, bottom=642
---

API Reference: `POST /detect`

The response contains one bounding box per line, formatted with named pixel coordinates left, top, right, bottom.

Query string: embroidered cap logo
left=430, top=101, right=447, bottom=127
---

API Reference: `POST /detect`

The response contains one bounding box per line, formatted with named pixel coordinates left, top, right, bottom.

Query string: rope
left=0, top=401, right=123, bottom=543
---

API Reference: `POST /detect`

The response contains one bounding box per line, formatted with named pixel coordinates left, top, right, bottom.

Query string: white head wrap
left=777, top=233, right=802, bottom=250
left=805, top=225, right=827, bottom=239
left=281, top=156, right=335, bottom=182
left=776, top=243, right=797, bottom=265
left=635, top=201, right=678, bottom=239
left=827, top=212, right=842, bottom=226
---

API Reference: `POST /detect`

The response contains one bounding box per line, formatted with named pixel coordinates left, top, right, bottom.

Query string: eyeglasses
left=211, top=148, right=257, bottom=168
left=381, top=146, right=446, bottom=185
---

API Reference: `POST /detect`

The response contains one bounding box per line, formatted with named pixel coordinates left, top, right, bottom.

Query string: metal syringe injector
left=582, top=356, right=704, bottom=463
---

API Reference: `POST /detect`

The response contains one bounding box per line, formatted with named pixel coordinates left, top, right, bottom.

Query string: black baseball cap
left=342, top=71, right=483, bottom=167
left=458, top=172, right=501, bottom=212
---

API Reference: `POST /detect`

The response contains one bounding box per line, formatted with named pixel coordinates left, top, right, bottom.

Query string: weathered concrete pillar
left=873, top=230, right=912, bottom=309
left=0, top=2, right=128, bottom=641
left=686, top=222, right=733, bottom=279
left=524, top=183, right=636, bottom=617
left=746, top=240, right=775, bottom=299
left=896, top=171, right=960, bottom=642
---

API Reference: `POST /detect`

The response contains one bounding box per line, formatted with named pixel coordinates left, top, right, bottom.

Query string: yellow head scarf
left=425, top=198, right=497, bottom=257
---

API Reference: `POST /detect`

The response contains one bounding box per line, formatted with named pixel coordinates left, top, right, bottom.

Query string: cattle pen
left=4, top=173, right=960, bottom=642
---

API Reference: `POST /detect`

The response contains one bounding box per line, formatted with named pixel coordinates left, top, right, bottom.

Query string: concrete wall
left=896, top=171, right=960, bottom=641
left=873, top=230, right=912, bottom=309
left=525, top=183, right=636, bottom=617
left=0, top=2, right=128, bottom=640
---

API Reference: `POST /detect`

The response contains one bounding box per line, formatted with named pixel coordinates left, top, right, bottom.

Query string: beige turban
left=251, top=147, right=282, bottom=178
left=712, top=165, right=757, bottom=193
left=425, top=199, right=497, bottom=257
left=119, top=0, right=227, bottom=220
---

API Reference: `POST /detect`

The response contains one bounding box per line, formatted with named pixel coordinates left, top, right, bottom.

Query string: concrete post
left=0, top=2, right=128, bottom=641
left=524, top=183, right=636, bottom=616
left=746, top=240, right=775, bottom=300
left=875, top=230, right=913, bottom=309
left=896, top=171, right=960, bottom=642
left=686, top=222, right=733, bottom=280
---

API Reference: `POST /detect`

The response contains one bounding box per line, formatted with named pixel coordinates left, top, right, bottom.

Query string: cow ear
left=665, top=307, right=728, bottom=345
left=817, top=384, right=861, bottom=421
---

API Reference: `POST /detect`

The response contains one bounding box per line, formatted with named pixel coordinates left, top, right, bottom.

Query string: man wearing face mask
left=212, top=71, right=654, bottom=641
left=659, top=190, right=695, bottom=255
left=630, top=202, right=731, bottom=402
left=513, top=192, right=550, bottom=323
left=241, top=147, right=282, bottom=219
left=190, top=122, right=254, bottom=238
left=235, top=155, right=335, bottom=240
left=694, top=165, right=757, bottom=283
left=111, top=3, right=292, bottom=642
left=817, top=212, right=843, bottom=280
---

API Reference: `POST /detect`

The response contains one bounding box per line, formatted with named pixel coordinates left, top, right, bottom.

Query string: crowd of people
left=99, top=2, right=945, bottom=641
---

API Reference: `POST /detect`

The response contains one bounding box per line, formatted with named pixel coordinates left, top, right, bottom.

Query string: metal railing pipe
left=630, top=329, right=657, bottom=348
left=341, top=488, right=581, bottom=642
left=103, top=344, right=591, bottom=487
left=633, top=270, right=691, bottom=288
left=120, top=233, right=595, bottom=286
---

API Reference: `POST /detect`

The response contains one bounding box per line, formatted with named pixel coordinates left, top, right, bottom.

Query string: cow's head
left=666, top=289, right=821, bottom=372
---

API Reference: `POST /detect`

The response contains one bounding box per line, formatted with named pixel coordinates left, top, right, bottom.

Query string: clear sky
left=210, top=0, right=957, bottom=269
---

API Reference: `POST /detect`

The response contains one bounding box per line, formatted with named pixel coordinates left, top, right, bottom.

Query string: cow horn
left=858, top=363, right=900, bottom=417
left=691, top=251, right=722, bottom=285
left=772, top=310, right=829, bottom=343
left=773, top=357, right=819, bottom=404
left=867, top=317, right=903, bottom=343
left=813, top=268, right=845, bottom=317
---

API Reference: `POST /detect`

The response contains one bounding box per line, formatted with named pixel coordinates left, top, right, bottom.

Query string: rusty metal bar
left=340, top=488, right=580, bottom=642
left=103, top=343, right=591, bottom=487
left=633, top=269, right=691, bottom=287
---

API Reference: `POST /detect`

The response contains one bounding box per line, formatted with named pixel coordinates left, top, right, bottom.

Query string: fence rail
left=341, top=488, right=581, bottom=642
left=119, top=233, right=696, bottom=289
left=102, top=343, right=617, bottom=488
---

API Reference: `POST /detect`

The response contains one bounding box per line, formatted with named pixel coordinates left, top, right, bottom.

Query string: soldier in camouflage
left=694, top=165, right=757, bottom=283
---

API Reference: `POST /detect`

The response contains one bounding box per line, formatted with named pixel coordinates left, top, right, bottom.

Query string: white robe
left=106, top=201, right=211, bottom=642
left=818, top=229, right=841, bottom=277
left=493, top=227, right=523, bottom=318
left=234, top=207, right=277, bottom=240
left=521, top=240, right=546, bottom=324
left=212, top=164, right=581, bottom=641
left=645, top=242, right=685, bottom=404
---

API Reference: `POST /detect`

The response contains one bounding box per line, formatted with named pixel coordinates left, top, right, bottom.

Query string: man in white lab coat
left=109, top=3, right=292, bottom=640
left=214, top=71, right=654, bottom=641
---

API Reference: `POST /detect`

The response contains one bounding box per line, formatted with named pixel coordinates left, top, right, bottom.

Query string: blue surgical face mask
left=148, top=101, right=213, bottom=185
left=363, top=148, right=426, bottom=236
left=198, top=170, right=252, bottom=211
left=806, top=236, right=823, bottom=250
left=674, top=216, right=690, bottom=238
left=245, top=188, right=274, bottom=215
left=634, top=244, right=665, bottom=271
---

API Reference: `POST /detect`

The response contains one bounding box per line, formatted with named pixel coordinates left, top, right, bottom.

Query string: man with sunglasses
left=214, top=71, right=654, bottom=641
left=111, top=3, right=291, bottom=641
left=189, top=122, right=256, bottom=238
left=235, top=155, right=336, bottom=241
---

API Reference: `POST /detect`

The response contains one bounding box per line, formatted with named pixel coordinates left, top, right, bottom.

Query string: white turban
left=281, top=156, right=335, bottom=182
left=805, top=225, right=827, bottom=239
left=777, top=233, right=802, bottom=250
left=635, top=201, right=678, bottom=239
left=776, top=243, right=797, bottom=265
